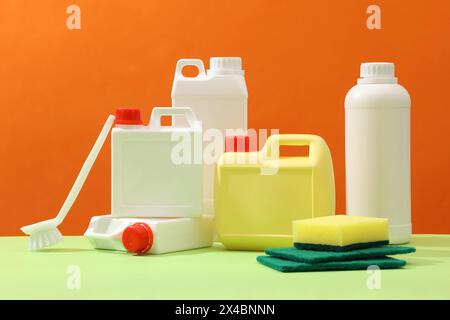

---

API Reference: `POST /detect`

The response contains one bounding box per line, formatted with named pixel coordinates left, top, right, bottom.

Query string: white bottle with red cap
left=171, top=57, right=248, bottom=216
left=345, top=62, right=411, bottom=244
left=111, top=107, right=203, bottom=218
left=84, top=215, right=214, bottom=254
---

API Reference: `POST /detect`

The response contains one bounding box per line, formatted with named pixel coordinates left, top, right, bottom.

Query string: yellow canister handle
left=261, top=134, right=326, bottom=163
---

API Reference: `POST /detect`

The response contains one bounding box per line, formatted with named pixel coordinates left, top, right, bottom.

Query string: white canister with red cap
left=111, top=107, right=203, bottom=218
left=84, top=215, right=213, bottom=254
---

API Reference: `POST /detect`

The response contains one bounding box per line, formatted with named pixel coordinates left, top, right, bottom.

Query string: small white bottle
left=345, top=62, right=411, bottom=244
left=171, top=57, right=248, bottom=215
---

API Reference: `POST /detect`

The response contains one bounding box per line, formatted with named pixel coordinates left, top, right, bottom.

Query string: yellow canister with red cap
left=215, top=134, right=335, bottom=251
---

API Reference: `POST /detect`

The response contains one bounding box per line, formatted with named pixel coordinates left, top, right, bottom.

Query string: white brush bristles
left=28, top=228, right=64, bottom=251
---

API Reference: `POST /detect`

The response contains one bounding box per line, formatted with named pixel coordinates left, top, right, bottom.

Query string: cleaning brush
left=21, top=115, right=115, bottom=251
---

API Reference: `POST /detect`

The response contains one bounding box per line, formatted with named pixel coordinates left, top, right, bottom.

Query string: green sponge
left=257, top=256, right=406, bottom=272
left=265, top=246, right=416, bottom=264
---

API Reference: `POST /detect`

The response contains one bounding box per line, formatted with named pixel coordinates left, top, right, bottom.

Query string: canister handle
left=261, top=134, right=325, bottom=161
left=149, top=107, right=200, bottom=129
left=174, top=59, right=206, bottom=79
left=85, top=231, right=122, bottom=240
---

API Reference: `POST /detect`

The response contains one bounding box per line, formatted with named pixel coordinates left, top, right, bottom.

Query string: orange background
left=1, top=0, right=449, bottom=235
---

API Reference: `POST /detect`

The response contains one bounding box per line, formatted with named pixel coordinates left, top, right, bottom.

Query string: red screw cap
left=115, top=108, right=143, bottom=125
left=122, top=222, right=153, bottom=254
left=225, top=135, right=257, bottom=152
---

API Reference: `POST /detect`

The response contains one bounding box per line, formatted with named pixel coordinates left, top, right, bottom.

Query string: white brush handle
left=54, top=115, right=115, bottom=225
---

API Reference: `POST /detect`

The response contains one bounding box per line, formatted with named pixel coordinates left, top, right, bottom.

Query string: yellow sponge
left=293, top=215, right=389, bottom=251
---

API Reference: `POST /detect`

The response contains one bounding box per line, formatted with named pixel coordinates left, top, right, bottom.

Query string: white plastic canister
left=84, top=215, right=213, bottom=255
left=345, top=62, right=411, bottom=244
left=111, top=107, right=203, bottom=218
left=171, top=57, right=248, bottom=215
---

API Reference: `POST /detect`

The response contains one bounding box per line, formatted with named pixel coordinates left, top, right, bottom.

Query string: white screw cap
left=360, top=62, right=395, bottom=78
left=208, top=57, right=244, bottom=75
left=359, top=62, right=397, bottom=83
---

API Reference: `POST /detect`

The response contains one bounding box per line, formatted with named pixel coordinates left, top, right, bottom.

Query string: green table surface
left=1, top=235, right=449, bottom=299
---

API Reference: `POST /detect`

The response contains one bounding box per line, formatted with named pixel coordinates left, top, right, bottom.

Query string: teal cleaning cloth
left=257, top=255, right=406, bottom=272
left=265, top=246, right=416, bottom=264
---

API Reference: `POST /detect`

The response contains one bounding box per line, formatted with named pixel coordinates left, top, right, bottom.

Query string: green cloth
left=257, top=255, right=406, bottom=272
left=294, top=240, right=389, bottom=251
left=266, top=246, right=416, bottom=263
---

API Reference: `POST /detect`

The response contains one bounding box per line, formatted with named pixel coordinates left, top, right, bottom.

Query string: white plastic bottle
left=345, top=62, right=411, bottom=244
left=171, top=57, right=248, bottom=215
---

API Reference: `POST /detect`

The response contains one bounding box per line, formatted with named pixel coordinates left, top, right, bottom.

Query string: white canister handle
left=174, top=59, right=206, bottom=79
left=149, top=107, right=200, bottom=129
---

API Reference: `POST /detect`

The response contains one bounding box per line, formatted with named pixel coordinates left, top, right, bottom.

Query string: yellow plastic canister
left=215, top=134, right=335, bottom=250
